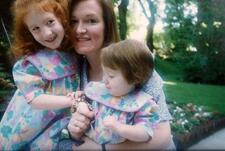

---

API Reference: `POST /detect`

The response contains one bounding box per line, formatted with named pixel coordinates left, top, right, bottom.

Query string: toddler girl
left=72, top=39, right=159, bottom=144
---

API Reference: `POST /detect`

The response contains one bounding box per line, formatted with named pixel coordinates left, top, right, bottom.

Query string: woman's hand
left=67, top=92, right=94, bottom=139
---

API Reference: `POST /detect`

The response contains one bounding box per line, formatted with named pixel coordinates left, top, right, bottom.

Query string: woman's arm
left=73, top=121, right=172, bottom=150
left=106, top=121, right=172, bottom=150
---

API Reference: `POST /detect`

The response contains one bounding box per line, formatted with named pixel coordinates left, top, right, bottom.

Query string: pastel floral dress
left=0, top=50, right=79, bottom=150
left=79, top=59, right=175, bottom=148
left=84, top=82, right=159, bottom=144
left=80, top=59, right=173, bottom=122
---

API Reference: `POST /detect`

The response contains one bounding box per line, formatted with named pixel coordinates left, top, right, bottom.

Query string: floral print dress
left=0, top=50, right=79, bottom=150
left=80, top=59, right=173, bottom=122
left=84, top=82, right=159, bottom=144
left=79, top=59, right=174, bottom=147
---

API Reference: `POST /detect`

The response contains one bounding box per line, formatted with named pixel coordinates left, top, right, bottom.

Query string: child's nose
left=43, top=27, right=53, bottom=38
left=103, top=76, right=108, bottom=84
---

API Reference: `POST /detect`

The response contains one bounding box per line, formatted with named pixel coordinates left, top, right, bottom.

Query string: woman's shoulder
left=142, top=70, right=163, bottom=97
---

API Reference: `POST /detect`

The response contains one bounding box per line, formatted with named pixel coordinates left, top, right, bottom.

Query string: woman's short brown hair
left=69, top=0, right=120, bottom=47
left=101, top=39, right=154, bottom=86
left=11, top=0, right=72, bottom=58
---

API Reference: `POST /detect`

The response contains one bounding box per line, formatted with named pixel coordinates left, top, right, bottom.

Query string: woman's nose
left=76, top=23, right=87, bottom=34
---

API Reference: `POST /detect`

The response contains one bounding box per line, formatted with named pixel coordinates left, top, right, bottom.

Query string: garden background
left=0, top=0, right=225, bottom=149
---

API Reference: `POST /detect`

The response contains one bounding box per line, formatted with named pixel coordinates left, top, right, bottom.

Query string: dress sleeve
left=12, top=59, right=47, bottom=103
left=133, top=100, right=160, bottom=138
left=142, top=71, right=173, bottom=122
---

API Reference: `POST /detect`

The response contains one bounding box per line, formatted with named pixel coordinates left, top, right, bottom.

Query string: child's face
left=103, top=66, right=135, bottom=97
left=24, top=9, right=65, bottom=50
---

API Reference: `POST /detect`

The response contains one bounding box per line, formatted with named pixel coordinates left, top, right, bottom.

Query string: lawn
left=155, top=57, right=225, bottom=115
left=164, top=80, right=225, bottom=115
left=155, top=57, right=225, bottom=147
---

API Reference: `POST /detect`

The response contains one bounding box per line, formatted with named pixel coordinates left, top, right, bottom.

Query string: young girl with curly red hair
left=0, top=0, right=79, bottom=150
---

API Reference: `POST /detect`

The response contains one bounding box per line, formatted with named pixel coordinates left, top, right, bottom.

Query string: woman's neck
left=86, top=53, right=103, bottom=82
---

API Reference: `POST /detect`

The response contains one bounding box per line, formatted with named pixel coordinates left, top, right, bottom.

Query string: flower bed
left=168, top=101, right=225, bottom=148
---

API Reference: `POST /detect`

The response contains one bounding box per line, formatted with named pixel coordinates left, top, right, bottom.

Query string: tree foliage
left=186, top=0, right=225, bottom=84
left=162, top=0, right=225, bottom=85
left=163, top=0, right=197, bottom=61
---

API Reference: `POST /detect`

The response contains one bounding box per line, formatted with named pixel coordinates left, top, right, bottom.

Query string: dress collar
left=25, top=50, right=78, bottom=80
left=84, top=82, right=153, bottom=112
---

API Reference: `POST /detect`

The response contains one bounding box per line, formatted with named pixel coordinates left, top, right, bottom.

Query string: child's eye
left=47, top=19, right=55, bottom=26
left=109, top=75, right=114, bottom=79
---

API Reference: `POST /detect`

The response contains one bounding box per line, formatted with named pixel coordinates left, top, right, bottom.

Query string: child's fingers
left=77, top=102, right=94, bottom=119
left=75, top=91, right=84, bottom=99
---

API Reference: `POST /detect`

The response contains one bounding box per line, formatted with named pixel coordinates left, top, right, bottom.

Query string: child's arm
left=30, top=91, right=85, bottom=110
left=103, top=116, right=150, bottom=142
left=29, top=94, right=72, bottom=109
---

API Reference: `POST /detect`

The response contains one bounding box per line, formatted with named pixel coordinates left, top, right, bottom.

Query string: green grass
left=163, top=81, right=225, bottom=115
left=155, top=57, right=225, bottom=115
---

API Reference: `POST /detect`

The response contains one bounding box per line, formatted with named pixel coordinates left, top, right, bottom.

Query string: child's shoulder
left=13, top=50, right=78, bottom=80
left=27, top=50, right=76, bottom=61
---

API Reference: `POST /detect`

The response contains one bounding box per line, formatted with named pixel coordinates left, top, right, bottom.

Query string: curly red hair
left=11, top=0, right=72, bottom=58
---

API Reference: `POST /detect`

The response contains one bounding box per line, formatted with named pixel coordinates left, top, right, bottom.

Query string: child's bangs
left=35, top=1, right=59, bottom=14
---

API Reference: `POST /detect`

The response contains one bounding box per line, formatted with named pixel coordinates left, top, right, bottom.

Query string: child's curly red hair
left=11, top=0, right=72, bottom=58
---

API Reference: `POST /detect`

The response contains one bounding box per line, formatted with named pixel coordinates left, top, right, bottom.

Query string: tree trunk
left=138, top=0, right=156, bottom=52
left=147, top=0, right=156, bottom=52
left=118, top=0, right=129, bottom=40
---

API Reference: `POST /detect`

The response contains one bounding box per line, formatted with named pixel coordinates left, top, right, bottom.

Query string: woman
left=67, top=0, right=175, bottom=150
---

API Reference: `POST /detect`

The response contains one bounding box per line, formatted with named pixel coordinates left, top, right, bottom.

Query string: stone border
left=173, top=117, right=225, bottom=149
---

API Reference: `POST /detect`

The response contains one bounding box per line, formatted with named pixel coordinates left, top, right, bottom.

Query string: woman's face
left=70, top=0, right=105, bottom=56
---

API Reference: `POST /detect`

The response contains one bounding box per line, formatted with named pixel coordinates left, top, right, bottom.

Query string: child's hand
left=103, top=116, right=118, bottom=131
left=67, top=91, right=84, bottom=102
left=149, top=100, right=159, bottom=113
left=76, top=101, right=90, bottom=113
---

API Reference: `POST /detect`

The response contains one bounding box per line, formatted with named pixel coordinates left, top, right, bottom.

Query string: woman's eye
left=87, top=19, right=97, bottom=24
left=70, top=19, right=78, bottom=26
left=32, top=27, right=39, bottom=32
